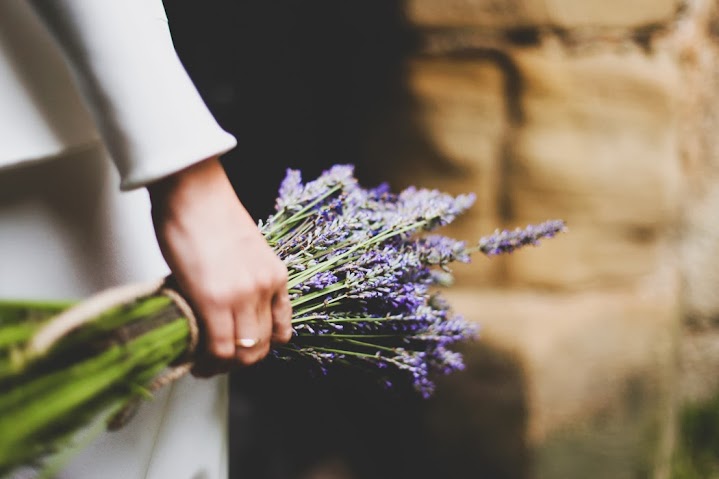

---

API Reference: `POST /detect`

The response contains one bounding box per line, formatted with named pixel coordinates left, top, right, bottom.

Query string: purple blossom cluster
left=478, top=220, right=566, bottom=256
left=261, top=165, right=564, bottom=397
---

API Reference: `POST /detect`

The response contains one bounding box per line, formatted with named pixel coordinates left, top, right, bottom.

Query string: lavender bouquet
left=0, top=165, right=564, bottom=473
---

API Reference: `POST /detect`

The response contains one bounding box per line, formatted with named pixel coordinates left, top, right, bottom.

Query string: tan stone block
left=504, top=47, right=682, bottom=287
left=445, top=287, right=679, bottom=444
left=406, top=0, right=548, bottom=29
left=679, top=327, right=719, bottom=403
left=680, top=182, right=719, bottom=322
left=407, top=59, right=506, bottom=172
left=674, top=1, right=719, bottom=323
left=512, top=48, right=680, bottom=226
left=406, top=0, right=679, bottom=29
left=542, top=0, right=679, bottom=29
left=504, top=220, right=671, bottom=288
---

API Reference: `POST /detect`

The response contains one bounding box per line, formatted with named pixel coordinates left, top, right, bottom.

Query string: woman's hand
left=147, top=157, right=292, bottom=377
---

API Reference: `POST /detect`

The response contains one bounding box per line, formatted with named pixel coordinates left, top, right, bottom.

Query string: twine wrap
left=148, top=286, right=199, bottom=390
left=24, top=278, right=200, bottom=431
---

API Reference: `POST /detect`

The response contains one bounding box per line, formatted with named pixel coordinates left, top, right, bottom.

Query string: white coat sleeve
left=29, top=0, right=237, bottom=190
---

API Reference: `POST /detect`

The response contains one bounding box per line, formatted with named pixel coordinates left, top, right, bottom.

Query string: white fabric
left=0, top=0, right=235, bottom=477
left=0, top=1, right=98, bottom=171
left=2, top=0, right=237, bottom=190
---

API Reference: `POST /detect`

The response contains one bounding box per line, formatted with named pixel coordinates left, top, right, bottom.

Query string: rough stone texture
left=675, top=0, right=719, bottom=324
left=406, top=0, right=547, bottom=29
left=542, top=0, right=679, bottom=29
left=679, top=328, right=719, bottom=403
left=446, top=287, right=678, bottom=442
left=510, top=48, right=680, bottom=228
left=505, top=46, right=683, bottom=288
left=406, top=0, right=680, bottom=29
left=680, top=183, right=719, bottom=323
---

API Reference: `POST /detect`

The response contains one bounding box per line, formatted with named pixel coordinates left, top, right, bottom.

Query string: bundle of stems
left=0, top=292, right=192, bottom=474
left=0, top=165, right=565, bottom=474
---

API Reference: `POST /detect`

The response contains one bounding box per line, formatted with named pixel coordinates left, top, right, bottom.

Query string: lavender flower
left=416, top=235, right=470, bottom=269
left=261, top=165, right=563, bottom=396
left=478, top=220, right=566, bottom=256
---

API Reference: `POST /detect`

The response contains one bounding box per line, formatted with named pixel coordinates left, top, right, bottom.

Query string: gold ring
left=235, top=337, right=259, bottom=348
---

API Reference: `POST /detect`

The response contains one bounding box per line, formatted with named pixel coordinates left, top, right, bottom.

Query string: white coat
left=0, top=1, right=236, bottom=477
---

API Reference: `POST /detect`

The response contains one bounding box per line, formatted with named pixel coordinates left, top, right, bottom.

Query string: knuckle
left=208, top=341, right=234, bottom=360
left=200, top=285, right=234, bottom=308
left=209, top=280, right=253, bottom=304
left=203, top=279, right=259, bottom=306
left=253, top=273, right=274, bottom=293
left=272, top=265, right=289, bottom=285
left=276, top=326, right=293, bottom=344
left=274, top=307, right=291, bottom=324
left=275, top=303, right=292, bottom=324
left=231, top=283, right=254, bottom=301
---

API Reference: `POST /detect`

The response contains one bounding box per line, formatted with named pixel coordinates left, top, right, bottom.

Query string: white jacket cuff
left=30, top=0, right=237, bottom=190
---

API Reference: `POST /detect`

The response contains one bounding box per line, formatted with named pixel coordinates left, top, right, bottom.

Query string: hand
left=147, top=157, right=292, bottom=377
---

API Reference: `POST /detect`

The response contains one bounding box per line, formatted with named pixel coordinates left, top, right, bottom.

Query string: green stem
left=0, top=319, right=188, bottom=470
left=0, top=299, right=74, bottom=316
left=286, top=220, right=424, bottom=289
left=289, top=314, right=328, bottom=324
left=302, top=346, right=381, bottom=360
left=0, top=322, right=40, bottom=349
left=291, top=294, right=348, bottom=316
left=263, top=185, right=342, bottom=240
left=293, top=316, right=403, bottom=324
left=289, top=283, right=346, bottom=309
left=299, top=334, right=397, bottom=339
left=339, top=338, right=397, bottom=353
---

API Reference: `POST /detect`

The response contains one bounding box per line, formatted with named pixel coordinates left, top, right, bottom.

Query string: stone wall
left=355, top=1, right=719, bottom=478
left=407, top=0, right=678, bottom=29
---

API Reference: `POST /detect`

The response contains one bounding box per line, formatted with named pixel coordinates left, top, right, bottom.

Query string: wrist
left=148, top=155, right=222, bottom=195
left=147, top=156, right=227, bottom=217
left=146, top=156, right=257, bottom=235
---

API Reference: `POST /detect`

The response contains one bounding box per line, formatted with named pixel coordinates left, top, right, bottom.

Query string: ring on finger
left=235, top=337, right=260, bottom=348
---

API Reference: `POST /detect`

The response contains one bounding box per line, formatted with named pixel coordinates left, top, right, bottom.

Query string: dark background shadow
left=165, top=2, right=530, bottom=478
left=165, top=0, right=420, bottom=220
left=226, top=343, right=529, bottom=479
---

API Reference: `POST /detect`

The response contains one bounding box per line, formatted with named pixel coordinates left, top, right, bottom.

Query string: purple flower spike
left=478, top=220, right=566, bottom=256
left=263, top=165, right=563, bottom=397
left=276, top=169, right=304, bottom=211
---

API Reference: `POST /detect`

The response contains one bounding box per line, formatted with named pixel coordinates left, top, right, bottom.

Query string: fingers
left=271, top=291, right=293, bottom=344
left=186, top=253, right=290, bottom=377
left=191, top=307, right=234, bottom=378
left=233, top=299, right=272, bottom=366
left=193, top=265, right=291, bottom=376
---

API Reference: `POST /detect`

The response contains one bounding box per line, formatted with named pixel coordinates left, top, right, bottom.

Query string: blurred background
left=165, top=1, right=719, bottom=478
